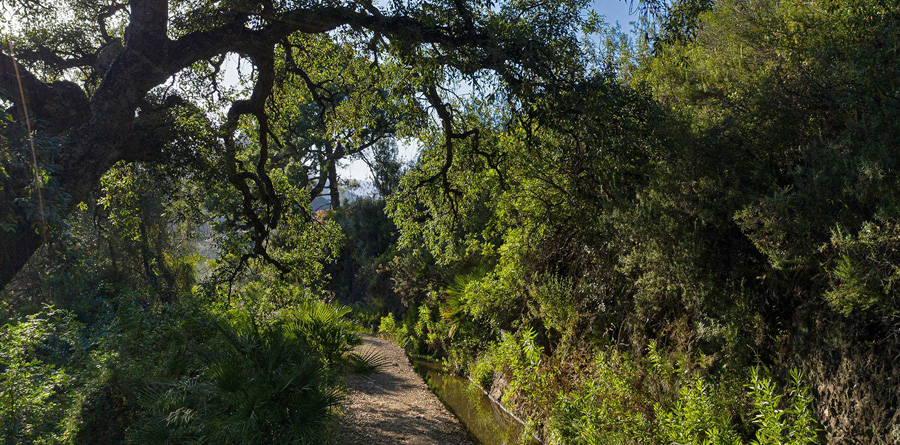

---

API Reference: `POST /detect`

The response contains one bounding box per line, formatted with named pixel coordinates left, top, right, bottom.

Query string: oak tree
left=0, top=0, right=591, bottom=289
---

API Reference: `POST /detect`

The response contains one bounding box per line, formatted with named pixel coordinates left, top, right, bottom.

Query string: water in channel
left=411, top=359, right=541, bottom=445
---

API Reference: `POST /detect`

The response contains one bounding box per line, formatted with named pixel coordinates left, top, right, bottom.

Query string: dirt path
left=336, top=334, right=475, bottom=445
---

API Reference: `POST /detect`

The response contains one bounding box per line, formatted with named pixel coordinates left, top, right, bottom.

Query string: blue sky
left=592, top=0, right=640, bottom=32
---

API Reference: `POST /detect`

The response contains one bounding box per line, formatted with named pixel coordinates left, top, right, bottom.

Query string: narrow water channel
left=411, top=359, right=541, bottom=445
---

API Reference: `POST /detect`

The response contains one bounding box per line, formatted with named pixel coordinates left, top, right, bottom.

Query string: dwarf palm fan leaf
left=129, top=311, right=347, bottom=444
left=127, top=417, right=187, bottom=445
left=348, top=348, right=393, bottom=374
left=287, top=300, right=361, bottom=366
left=441, top=291, right=466, bottom=339
left=207, top=356, right=250, bottom=394
left=442, top=265, right=491, bottom=339
left=129, top=378, right=209, bottom=444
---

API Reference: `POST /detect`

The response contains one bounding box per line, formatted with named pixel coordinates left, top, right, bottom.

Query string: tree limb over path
left=0, top=0, right=582, bottom=289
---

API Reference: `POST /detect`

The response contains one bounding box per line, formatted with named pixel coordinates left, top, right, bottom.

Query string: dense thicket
left=0, top=150, right=366, bottom=443
left=379, top=0, right=900, bottom=442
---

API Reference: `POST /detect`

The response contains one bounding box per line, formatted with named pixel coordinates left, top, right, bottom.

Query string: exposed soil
left=334, top=334, right=475, bottom=445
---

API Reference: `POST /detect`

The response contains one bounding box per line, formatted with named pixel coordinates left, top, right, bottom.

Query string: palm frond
left=348, top=348, right=392, bottom=374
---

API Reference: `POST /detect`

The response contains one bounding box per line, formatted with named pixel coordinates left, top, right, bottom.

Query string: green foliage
left=747, top=368, right=819, bottom=445
left=283, top=300, right=362, bottom=370
left=656, top=377, right=740, bottom=445
left=346, top=348, right=392, bottom=375
left=378, top=314, right=397, bottom=338
left=1, top=270, right=365, bottom=444
left=470, top=356, right=495, bottom=390
left=93, top=162, right=203, bottom=295
left=347, top=302, right=382, bottom=333
left=0, top=306, right=81, bottom=444
left=825, top=221, right=900, bottom=318
left=6, top=0, right=900, bottom=441
left=550, top=348, right=651, bottom=444
left=380, top=0, right=900, bottom=440
left=378, top=314, right=409, bottom=347
left=649, top=341, right=741, bottom=445
left=209, top=177, right=344, bottom=288
left=129, top=307, right=346, bottom=445
left=492, top=328, right=547, bottom=405
left=73, top=294, right=221, bottom=444
left=326, top=197, right=401, bottom=313
left=460, top=264, right=522, bottom=330
left=548, top=345, right=818, bottom=445
left=0, top=120, right=68, bottom=240
left=530, top=274, right=577, bottom=340
left=0, top=295, right=213, bottom=444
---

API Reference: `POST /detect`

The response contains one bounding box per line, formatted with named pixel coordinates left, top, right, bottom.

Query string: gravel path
left=335, top=334, right=475, bottom=445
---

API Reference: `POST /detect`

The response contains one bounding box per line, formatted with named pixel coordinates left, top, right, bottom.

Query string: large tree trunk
left=0, top=224, right=42, bottom=289
left=0, top=111, right=144, bottom=289
left=0, top=0, right=173, bottom=290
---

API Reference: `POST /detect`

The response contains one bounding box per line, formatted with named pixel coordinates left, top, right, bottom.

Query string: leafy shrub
left=378, top=314, right=396, bottom=334
left=530, top=274, right=578, bottom=340
left=378, top=313, right=410, bottom=348
left=747, top=368, right=819, bottom=445
left=129, top=310, right=345, bottom=444
left=549, top=344, right=819, bottom=445
left=0, top=306, right=81, bottom=444
left=825, top=221, right=900, bottom=320
left=656, top=378, right=741, bottom=445
left=550, top=348, right=651, bottom=444
left=491, top=328, right=547, bottom=405
left=470, top=356, right=495, bottom=390
left=283, top=300, right=361, bottom=370
left=462, top=264, right=524, bottom=330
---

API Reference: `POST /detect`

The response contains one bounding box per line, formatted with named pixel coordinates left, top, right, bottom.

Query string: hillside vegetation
left=372, top=0, right=900, bottom=442
left=2, top=0, right=899, bottom=443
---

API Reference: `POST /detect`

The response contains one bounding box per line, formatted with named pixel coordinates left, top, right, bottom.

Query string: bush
left=128, top=303, right=354, bottom=444
left=549, top=344, right=819, bottom=445
left=747, top=368, right=819, bottom=445
left=0, top=305, right=82, bottom=444
left=284, top=300, right=361, bottom=370
left=378, top=314, right=397, bottom=339
left=469, top=356, right=495, bottom=390
left=825, top=221, right=900, bottom=320
left=378, top=313, right=411, bottom=348
left=491, top=328, right=549, bottom=407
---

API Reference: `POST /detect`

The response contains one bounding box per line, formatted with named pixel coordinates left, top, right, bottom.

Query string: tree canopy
left=0, top=0, right=597, bottom=289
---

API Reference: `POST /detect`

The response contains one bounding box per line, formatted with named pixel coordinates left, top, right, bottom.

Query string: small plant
left=348, top=348, right=392, bottom=375
left=378, top=314, right=410, bottom=347
left=748, top=367, right=819, bottom=445
left=656, top=377, right=741, bottom=445
left=471, top=356, right=495, bottom=390
left=493, top=328, right=545, bottom=398
left=0, top=306, right=82, bottom=444
left=378, top=314, right=397, bottom=339
left=284, top=299, right=361, bottom=369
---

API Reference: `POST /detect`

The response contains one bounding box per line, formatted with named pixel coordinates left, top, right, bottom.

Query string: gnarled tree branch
left=1, top=0, right=541, bottom=290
